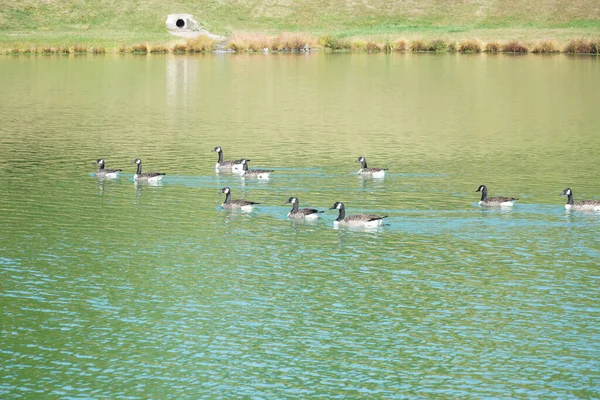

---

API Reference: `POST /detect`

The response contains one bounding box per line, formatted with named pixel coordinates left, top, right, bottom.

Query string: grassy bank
left=1, top=0, right=599, bottom=52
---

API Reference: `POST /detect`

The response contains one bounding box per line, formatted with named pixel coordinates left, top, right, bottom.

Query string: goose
left=475, top=185, right=517, bottom=207
left=561, top=188, right=600, bottom=211
left=212, top=146, right=245, bottom=172
left=329, top=202, right=388, bottom=228
left=239, top=159, right=274, bottom=179
left=355, top=156, right=387, bottom=178
left=131, top=158, right=165, bottom=182
left=220, top=187, right=260, bottom=210
left=286, top=197, right=323, bottom=220
left=94, top=159, right=122, bottom=178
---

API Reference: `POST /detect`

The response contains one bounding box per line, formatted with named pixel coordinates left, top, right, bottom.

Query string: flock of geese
left=95, top=146, right=600, bottom=227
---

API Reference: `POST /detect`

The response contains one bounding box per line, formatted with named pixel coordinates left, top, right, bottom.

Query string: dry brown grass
left=118, top=44, right=129, bottom=53
left=411, top=40, right=427, bottom=52
left=172, top=43, right=187, bottom=54
left=447, top=42, right=458, bottom=52
left=563, top=38, right=599, bottom=54
left=150, top=45, right=169, bottom=53
left=485, top=41, right=501, bottom=53
left=458, top=39, right=482, bottom=53
left=531, top=40, right=560, bottom=54
left=502, top=41, right=529, bottom=53
left=187, top=36, right=216, bottom=52
left=90, top=46, right=105, bottom=54
left=393, top=40, right=407, bottom=51
left=73, top=44, right=87, bottom=53
left=428, top=39, right=447, bottom=52
left=131, top=43, right=148, bottom=54
left=273, top=32, right=313, bottom=51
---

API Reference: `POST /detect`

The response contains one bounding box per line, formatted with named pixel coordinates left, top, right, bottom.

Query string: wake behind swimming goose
left=561, top=188, right=600, bottom=211
left=286, top=197, right=324, bottom=220
left=475, top=185, right=517, bottom=207
left=329, top=202, right=388, bottom=228
left=94, top=159, right=122, bottom=178
left=239, top=159, right=274, bottom=180
left=131, top=158, right=165, bottom=182
left=355, top=156, right=387, bottom=178
left=212, top=146, right=245, bottom=172
left=220, top=187, right=260, bottom=210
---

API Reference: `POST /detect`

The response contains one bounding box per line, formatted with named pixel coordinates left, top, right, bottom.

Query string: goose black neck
left=223, top=191, right=231, bottom=204
left=217, top=150, right=223, bottom=163
left=243, top=162, right=249, bottom=171
left=98, top=162, right=105, bottom=171
left=360, top=159, right=368, bottom=168
left=336, top=204, right=346, bottom=221
left=290, top=201, right=299, bottom=213
left=566, top=192, right=574, bottom=205
left=136, top=163, right=143, bottom=175
left=480, top=187, right=488, bottom=202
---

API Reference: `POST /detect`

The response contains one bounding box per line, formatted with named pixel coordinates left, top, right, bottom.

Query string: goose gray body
left=330, top=202, right=388, bottom=228
left=561, top=188, right=600, bottom=211
left=95, top=159, right=122, bottom=178
left=239, top=159, right=274, bottom=179
left=212, top=146, right=245, bottom=172
left=286, top=197, right=323, bottom=220
left=355, top=156, right=387, bottom=178
left=131, top=158, right=165, bottom=182
left=220, top=187, right=260, bottom=210
left=476, top=185, right=517, bottom=207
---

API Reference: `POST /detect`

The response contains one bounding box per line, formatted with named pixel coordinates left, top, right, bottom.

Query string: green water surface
left=0, top=53, right=599, bottom=398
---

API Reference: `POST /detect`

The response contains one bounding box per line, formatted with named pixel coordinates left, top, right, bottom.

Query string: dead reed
left=73, top=44, right=87, bottom=54
left=502, top=41, right=528, bottom=53
left=428, top=39, right=447, bottom=52
left=273, top=32, right=313, bottom=51
left=90, top=46, right=105, bottom=54
left=410, top=40, right=427, bottom=52
left=131, top=43, right=149, bottom=54
left=563, top=38, right=599, bottom=54
left=187, top=36, right=216, bottom=52
left=531, top=40, right=560, bottom=54
left=393, top=40, right=407, bottom=52
left=172, top=44, right=187, bottom=54
left=118, top=44, right=129, bottom=53
left=150, top=45, right=169, bottom=54
left=458, top=39, right=482, bottom=53
left=447, top=42, right=458, bottom=52
left=485, top=41, right=501, bottom=53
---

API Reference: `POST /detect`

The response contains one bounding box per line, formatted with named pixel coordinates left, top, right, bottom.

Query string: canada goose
left=239, top=159, right=274, bottom=179
left=329, top=202, right=388, bottom=228
left=286, top=197, right=323, bottom=220
left=212, top=146, right=245, bottom=172
left=220, top=187, right=260, bottom=210
left=131, top=159, right=165, bottom=182
left=475, top=185, right=517, bottom=207
left=355, top=156, right=387, bottom=178
left=94, top=159, right=122, bottom=178
left=561, top=188, right=600, bottom=211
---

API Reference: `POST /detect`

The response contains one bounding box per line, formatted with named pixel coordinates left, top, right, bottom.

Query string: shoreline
left=3, top=35, right=599, bottom=55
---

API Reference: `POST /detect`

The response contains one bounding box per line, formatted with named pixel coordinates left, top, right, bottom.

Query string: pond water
left=0, top=53, right=599, bottom=398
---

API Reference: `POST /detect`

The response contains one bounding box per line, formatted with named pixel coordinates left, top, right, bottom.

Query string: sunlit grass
left=459, top=39, right=482, bottom=53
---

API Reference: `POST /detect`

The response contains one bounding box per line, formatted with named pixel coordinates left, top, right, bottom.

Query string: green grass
left=0, top=0, right=599, bottom=51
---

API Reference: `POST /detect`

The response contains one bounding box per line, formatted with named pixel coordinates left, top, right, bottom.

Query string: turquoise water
left=0, top=53, right=599, bottom=398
